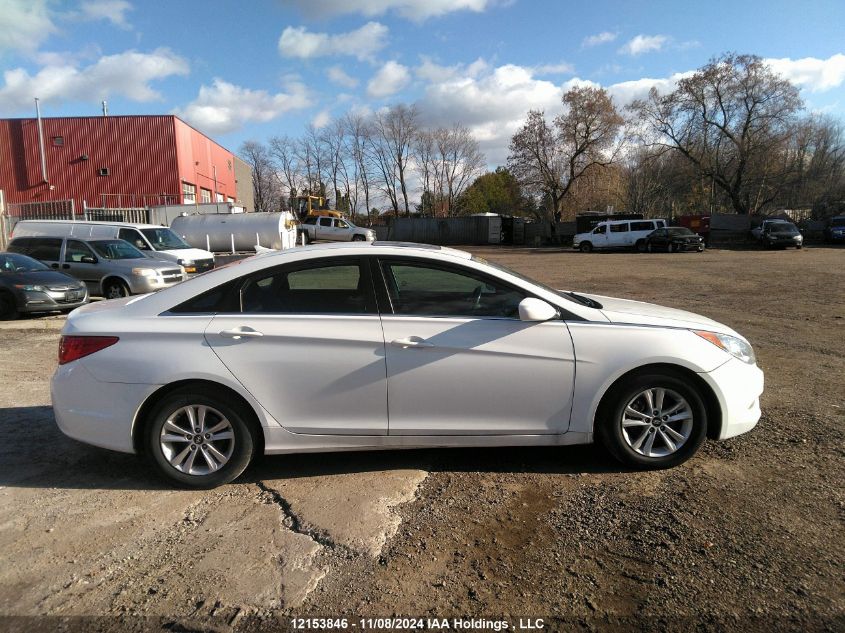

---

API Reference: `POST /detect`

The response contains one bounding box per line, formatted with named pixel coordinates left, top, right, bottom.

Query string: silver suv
left=7, top=236, right=187, bottom=298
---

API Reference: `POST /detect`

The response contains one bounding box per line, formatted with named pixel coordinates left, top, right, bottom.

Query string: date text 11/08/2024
left=289, top=618, right=546, bottom=630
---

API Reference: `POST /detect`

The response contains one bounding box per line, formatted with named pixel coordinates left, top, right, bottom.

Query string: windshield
left=668, top=227, right=695, bottom=236
left=0, top=253, right=49, bottom=272
left=90, top=240, right=146, bottom=260
left=140, top=228, right=191, bottom=250
left=768, top=223, right=799, bottom=234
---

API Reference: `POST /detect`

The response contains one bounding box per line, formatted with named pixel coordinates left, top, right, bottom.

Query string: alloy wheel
left=620, top=387, right=693, bottom=458
left=159, top=405, right=235, bottom=475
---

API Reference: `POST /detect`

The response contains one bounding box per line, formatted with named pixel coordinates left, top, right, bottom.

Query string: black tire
left=646, top=242, right=654, bottom=253
left=579, top=241, right=593, bottom=253
left=635, top=239, right=646, bottom=253
left=0, top=291, right=19, bottom=321
left=352, top=234, right=366, bottom=241
left=596, top=372, right=708, bottom=470
left=668, top=243, right=676, bottom=253
left=103, top=279, right=130, bottom=299
left=144, top=386, right=258, bottom=488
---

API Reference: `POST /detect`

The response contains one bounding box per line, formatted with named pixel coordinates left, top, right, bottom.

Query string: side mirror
left=81, top=255, right=97, bottom=264
left=518, top=297, right=558, bottom=322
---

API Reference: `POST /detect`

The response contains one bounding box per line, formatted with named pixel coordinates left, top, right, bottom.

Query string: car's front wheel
left=0, top=291, right=19, bottom=321
left=579, top=241, right=593, bottom=253
left=597, top=372, right=707, bottom=469
left=103, top=279, right=129, bottom=299
left=145, top=387, right=258, bottom=488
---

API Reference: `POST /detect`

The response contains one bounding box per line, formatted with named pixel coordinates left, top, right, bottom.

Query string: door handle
left=391, top=337, right=434, bottom=348
left=219, top=327, right=264, bottom=339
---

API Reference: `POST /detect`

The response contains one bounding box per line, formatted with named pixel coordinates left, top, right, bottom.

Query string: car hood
left=580, top=293, right=739, bottom=335
left=2, top=270, right=84, bottom=287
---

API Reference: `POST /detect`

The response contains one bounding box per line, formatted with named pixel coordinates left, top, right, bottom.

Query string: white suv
left=574, top=219, right=668, bottom=252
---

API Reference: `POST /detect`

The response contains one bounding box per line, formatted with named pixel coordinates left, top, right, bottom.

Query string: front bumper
left=51, top=362, right=157, bottom=453
left=16, top=287, right=89, bottom=313
left=700, top=357, right=764, bottom=440
left=127, top=273, right=187, bottom=294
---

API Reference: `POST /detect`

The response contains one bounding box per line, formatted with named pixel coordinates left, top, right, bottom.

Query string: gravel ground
left=0, top=245, right=842, bottom=632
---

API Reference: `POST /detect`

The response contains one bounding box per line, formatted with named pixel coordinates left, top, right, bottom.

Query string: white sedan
left=52, top=242, right=763, bottom=488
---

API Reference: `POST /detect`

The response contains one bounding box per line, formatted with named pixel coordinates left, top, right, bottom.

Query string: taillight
left=58, top=336, right=119, bottom=365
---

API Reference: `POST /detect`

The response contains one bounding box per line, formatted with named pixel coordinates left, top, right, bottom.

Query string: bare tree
left=268, top=135, right=302, bottom=210
left=371, top=104, right=418, bottom=216
left=239, top=140, right=281, bottom=213
left=508, top=86, right=625, bottom=226
left=432, top=124, right=485, bottom=216
left=344, top=112, right=375, bottom=223
left=631, top=53, right=803, bottom=215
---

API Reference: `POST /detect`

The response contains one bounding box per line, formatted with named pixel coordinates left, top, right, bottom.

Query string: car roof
left=272, top=241, right=473, bottom=259
left=16, top=220, right=168, bottom=229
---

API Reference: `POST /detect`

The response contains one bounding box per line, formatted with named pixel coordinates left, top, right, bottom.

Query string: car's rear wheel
left=0, top=291, right=19, bottom=321
left=103, top=279, right=129, bottom=299
left=579, top=241, right=593, bottom=253
left=646, top=242, right=654, bottom=253
left=145, top=388, right=257, bottom=488
left=635, top=239, right=647, bottom=252
left=597, top=372, right=707, bottom=469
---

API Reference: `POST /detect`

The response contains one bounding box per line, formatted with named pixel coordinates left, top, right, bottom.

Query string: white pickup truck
left=300, top=216, right=376, bottom=243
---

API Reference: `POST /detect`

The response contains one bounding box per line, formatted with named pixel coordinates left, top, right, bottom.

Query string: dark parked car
left=825, top=216, right=845, bottom=243
left=0, top=252, right=88, bottom=320
left=760, top=221, right=803, bottom=249
left=644, top=227, right=705, bottom=253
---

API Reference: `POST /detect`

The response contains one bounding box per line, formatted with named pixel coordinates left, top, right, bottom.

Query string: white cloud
left=78, top=0, right=132, bottom=29
left=766, top=54, right=845, bottom=92
left=278, top=22, right=388, bottom=62
left=0, top=0, right=57, bottom=54
left=327, top=66, right=359, bottom=88
left=533, top=62, right=575, bottom=75
left=282, top=0, right=492, bottom=21
left=582, top=31, right=618, bottom=48
left=312, top=109, right=332, bottom=129
left=175, top=78, right=312, bottom=135
left=367, top=61, right=410, bottom=98
left=619, top=34, right=668, bottom=56
left=415, top=62, right=564, bottom=165
left=0, top=48, right=189, bottom=114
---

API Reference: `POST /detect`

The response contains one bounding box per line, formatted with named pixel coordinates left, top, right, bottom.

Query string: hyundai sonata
left=52, top=242, right=763, bottom=487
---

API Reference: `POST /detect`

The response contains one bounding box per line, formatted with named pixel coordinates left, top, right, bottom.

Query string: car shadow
left=0, top=405, right=626, bottom=491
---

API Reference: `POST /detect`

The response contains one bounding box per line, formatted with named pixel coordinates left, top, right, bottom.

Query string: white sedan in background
left=52, top=242, right=763, bottom=488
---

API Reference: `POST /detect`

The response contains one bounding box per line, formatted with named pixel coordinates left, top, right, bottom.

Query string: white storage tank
left=171, top=212, right=297, bottom=252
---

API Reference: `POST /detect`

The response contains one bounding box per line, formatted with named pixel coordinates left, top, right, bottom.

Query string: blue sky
left=2, top=0, right=844, bottom=166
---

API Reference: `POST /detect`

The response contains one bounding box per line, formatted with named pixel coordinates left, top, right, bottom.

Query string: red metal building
left=0, top=115, right=244, bottom=212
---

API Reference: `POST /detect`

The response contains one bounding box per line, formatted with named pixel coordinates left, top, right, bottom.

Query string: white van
left=573, top=218, right=668, bottom=252
left=10, top=220, right=215, bottom=274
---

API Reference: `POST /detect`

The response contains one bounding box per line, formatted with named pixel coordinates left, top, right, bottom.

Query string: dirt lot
left=0, top=246, right=842, bottom=632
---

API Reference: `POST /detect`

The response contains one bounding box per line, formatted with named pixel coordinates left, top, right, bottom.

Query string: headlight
left=14, top=284, right=45, bottom=292
left=131, top=268, right=158, bottom=277
left=177, top=258, right=194, bottom=266
left=694, top=330, right=756, bottom=364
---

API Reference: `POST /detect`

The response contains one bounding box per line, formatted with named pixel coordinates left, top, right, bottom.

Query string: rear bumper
left=51, top=362, right=157, bottom=454
left=700, top=358, right=764, bottom=440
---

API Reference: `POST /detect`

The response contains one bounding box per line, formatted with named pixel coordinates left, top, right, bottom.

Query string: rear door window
left=240, top=258, right=374, bottom=314
left=610, top=223, right=629, bottom=233
left=630, top=221, right=653, bottom=231
left=28, top=237, right=63, bottom=261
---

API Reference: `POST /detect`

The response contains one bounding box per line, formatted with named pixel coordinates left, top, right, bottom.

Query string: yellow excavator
left=294, top=195, right=344, bottom=220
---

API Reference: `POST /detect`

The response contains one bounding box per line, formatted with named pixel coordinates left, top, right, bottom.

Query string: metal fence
left=1, top=199, right=77, bottom=248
